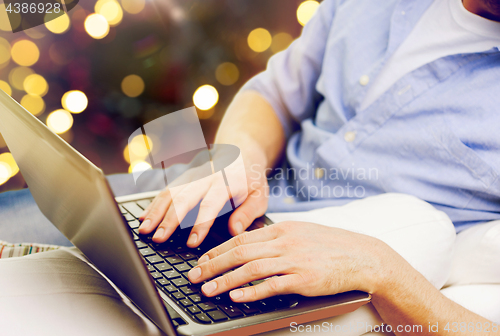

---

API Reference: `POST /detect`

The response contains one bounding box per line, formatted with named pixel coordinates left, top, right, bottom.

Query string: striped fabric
left=0, top=241, right=61, bottom=259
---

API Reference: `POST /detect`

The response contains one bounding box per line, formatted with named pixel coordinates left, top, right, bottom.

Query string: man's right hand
left=138, top=147, right=270, bottom=248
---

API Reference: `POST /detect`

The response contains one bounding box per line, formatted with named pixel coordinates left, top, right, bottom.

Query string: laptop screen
left=0, top=89, right=175, bottom=335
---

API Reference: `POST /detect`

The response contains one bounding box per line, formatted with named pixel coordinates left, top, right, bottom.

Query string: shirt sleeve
left=239, top=0, right=338, bottom=138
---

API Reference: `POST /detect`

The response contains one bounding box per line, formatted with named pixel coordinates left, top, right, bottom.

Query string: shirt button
left=283, top=197, right=295, bottom=204
left=344, top=131, right=356, bottom=142
left=314, top=167, right=325, bottom=179
left=359, top=75, right=370, bottom=86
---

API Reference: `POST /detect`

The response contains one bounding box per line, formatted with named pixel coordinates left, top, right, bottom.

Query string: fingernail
left=202, top=281, right=217, bottom=295
left=153, top=227, right=165, bottom=240
left=234, top=221, right=243, bottom=235
left=198, top=255, right=209, bottom=264
left=187, top=233, right=198, bottom=246
left=140, top=219, right=152, bottom=230
left=230, top=289, right=243, bottom=300
left=188, top=267, right=201, bottom=281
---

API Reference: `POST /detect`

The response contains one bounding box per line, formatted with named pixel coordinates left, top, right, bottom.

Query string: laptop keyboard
left=119, top=199, right=299, bottom=326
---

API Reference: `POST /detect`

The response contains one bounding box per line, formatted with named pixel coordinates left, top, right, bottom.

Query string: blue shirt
left=242, top=0, right=500, bottom=232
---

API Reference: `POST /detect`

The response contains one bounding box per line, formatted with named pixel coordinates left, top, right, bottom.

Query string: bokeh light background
left=0, top=0, right=321, bottom=192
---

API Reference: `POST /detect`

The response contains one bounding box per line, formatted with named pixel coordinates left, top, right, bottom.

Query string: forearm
left=215, top=90, right=286, bottom=170
left=372, top=253, right=499, bottom=335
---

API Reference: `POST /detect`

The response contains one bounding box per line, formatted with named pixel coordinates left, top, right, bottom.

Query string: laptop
left=0, top=89, right=370, bottom=335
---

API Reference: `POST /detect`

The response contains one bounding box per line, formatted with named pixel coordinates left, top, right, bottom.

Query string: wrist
left=369, top=242, right=431, bottom=305
left=215, top=133, right=270, bottom=170
left=361, top=239, right=409, bottom=298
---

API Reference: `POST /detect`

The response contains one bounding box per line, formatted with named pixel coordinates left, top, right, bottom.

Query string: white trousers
left=262, top=193, right=456, bottom=336
left=0, top=193, right=497, bottom=336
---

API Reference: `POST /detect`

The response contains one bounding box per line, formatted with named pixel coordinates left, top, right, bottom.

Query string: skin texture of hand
left=187, top=221, right=392, bottom=301
left=138, top=149, right=269, bottom=247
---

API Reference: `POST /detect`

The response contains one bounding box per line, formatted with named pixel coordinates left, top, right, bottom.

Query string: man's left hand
left=187, top=221, right=403, bottom=302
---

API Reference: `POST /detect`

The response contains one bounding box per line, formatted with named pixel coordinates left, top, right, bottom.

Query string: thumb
left=228, top=188, right=268, bottom=236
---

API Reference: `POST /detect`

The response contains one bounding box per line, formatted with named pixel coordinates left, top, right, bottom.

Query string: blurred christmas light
left=96, top=0, right=123, bottom=26
left=129, top=160, right=152, bottom=174
left=0, top=80, right=12, bottom=96
left=247, top=28, right=272, bottom=53
left=297, top=1, right=320, bottom=26
left=215, top=62, right=240, bottom=86
left=72, top=7, right=89, bottom=33
left=193, top=85, right=219, bottom=111
left=21, top=94, right=45, bottom=116
left=121, top=75, right=145, bottom=97
left=44, top=13, right=71, bottom=34
left=0, top=37, right=11, bottom=66
left=0, top=162, right=11, bottom=186
left=11, top=40, right=40, bottom=66
left=62, top=90, right=88, bottom=113
left=84, top=13, right=110, bottom=39
left=47, top=109, right=73, bottom=134
left=121, top=0, right=145, bottom=14
left=9, top=67, right=34, bottom=90
left=95, top=0, right=111, bottom=12
left=0, top=61, right=8, bottom=71
left=271, top=32, right=294, bottom=53
left=0, top=152, right=19, bottom=176
left=24, top=26, right=46, bottom=39
left=128, top=134, right=153, bottom=160
left=23, top=74, right=49, bottom=97
left=123, top=145, right=131, bottom=163
left=0, top=0, right=307, bottom=190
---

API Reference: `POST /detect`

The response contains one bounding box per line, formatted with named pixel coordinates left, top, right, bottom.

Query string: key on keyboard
left=154, top=263, right=172, bottom=272
left=219, top=304, right=243, bottom=318
left=198, top=302, right=217, bottom=312
left=163, top=270, right=181, bottom=279
left=207, top=310, right=228, bottom=322
left=171, top=278, right=189, bottom=287
left=174, top=263, right=191, bottom=272
left=140, top=248, right=155, bottom=257
left=179, top=252, right=196, bottom=260
left=121, top=202, right=144, bottom=218
left=172, top=292, right=185, bottom=300
left=166, top=256, right=183, bottom=265
left=136, top=199, right=151, bottom=210
left=135, top=240, right=147, bottom=249
left=146, top=255, right=164, bottom=264
left=194, top=313, right=211, bottom=324
left=180, top=285, right=199, bottom=295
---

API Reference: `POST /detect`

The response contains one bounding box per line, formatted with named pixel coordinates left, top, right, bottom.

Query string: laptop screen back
left=0, top=89, right=175, bottom=335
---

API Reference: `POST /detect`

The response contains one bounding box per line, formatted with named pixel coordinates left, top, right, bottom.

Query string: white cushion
left=269, top=193, right=456, bottom=289
left=445, top=220, right=500, bottom=287
left=441, top=284, right=500, bottom=324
